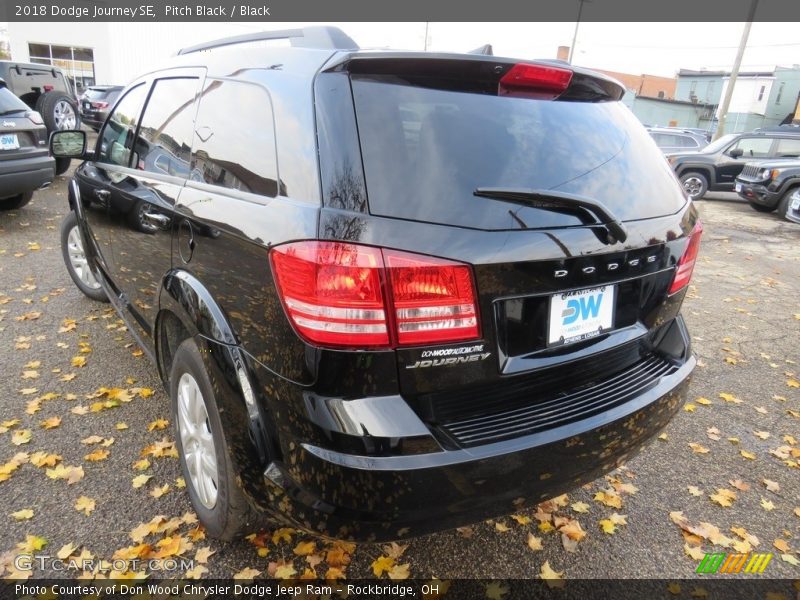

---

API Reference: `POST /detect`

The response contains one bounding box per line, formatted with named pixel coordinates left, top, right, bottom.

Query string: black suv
left=667, top=128, right=800, bottom=200
left=735, top=159, right=800, bottom=218
left=50, top=27, right=699, bottom=541
left=0, top=78, right=54, bottom=210
left=79, top=85, right=123, bottom=131
left=0, top=60, right=81, bottom=174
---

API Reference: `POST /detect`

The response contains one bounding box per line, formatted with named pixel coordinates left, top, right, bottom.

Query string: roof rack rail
left=177, top=26, right=359, bottom=55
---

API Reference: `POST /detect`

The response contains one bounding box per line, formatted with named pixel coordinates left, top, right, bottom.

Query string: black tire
left=0, top=192, right=33, bottom=210
left=60, top=211, right=108, bottom=302
left=54, top=157, right=72, bottom=176
left=679, top=171, right=709, bottom=200
left=170, top=338, right=255, bottom=540
left=777, top=187, right=798, bottom=219
left=38, top=91, right=81, bottom=132
left=747, top=200, right=775, bottom=213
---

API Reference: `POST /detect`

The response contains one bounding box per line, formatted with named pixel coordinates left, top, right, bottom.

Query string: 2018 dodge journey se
left=50, top=27, right=700, bottom=541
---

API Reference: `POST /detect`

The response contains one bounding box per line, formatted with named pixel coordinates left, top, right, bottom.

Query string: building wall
left=765, top=67, right=800, bottom=125
left=718, top=76, right=775, bottom=116
left=675, top=75, right=723, bottom=105
left=598, top=69, right=676, bottom=99
left=629, top=96, right=713, bottom=128
left=6, top=22, right=264, bottom=86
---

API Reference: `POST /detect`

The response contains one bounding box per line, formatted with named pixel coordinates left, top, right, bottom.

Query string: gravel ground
left=0, top=170, right=798, bottom=584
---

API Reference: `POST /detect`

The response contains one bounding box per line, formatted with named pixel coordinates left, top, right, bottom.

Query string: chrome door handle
left=142, top=212, right=171, bottom=229
left=94, top=189, right=110, bottom=199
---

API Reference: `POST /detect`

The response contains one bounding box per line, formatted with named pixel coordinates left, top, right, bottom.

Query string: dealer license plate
left=0, top=133, right=19, bottom=150
left=548, top=285, right=615, bottom=347
left=735, top=182, right=742, bottom=192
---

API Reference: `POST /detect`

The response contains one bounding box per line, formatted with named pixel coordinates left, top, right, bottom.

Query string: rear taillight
left=270, top=242, right=480, bottom=349
left=669, top=221, right=703, bottom=295
left=91, top=101, right=109, bottom=109
left=385, top=250, right=479, bottom=346
left=27, top=111, right=43, bottom=125
left=499, top=63, right=573, bottom=99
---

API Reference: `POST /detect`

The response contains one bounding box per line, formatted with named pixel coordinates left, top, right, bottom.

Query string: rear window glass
left=0, top=86, right=30, bottom=113
left=352, top=77, right=686, bottom=230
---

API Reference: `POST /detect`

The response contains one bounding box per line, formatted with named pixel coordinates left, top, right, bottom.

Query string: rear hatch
left=318, top=54, right=698, bottom=446
left=0, top=85, right=48, bottom=161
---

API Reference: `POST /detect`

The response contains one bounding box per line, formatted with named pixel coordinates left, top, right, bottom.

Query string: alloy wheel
left=67, top=226, right=101, bottom=290
left=176, top=373, right=219, bottom=509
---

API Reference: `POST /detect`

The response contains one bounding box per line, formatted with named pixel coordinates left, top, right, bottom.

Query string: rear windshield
left=83, top=88, right=107, bottom=99
left=0, top=86, right=29, bottom=113
left=352, top=77, right=686, bottom=230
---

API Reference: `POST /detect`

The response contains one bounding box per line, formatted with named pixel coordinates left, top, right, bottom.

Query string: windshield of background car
left=0, top=86, right=29, bottom=113
left=700, top=133, right=738, bottom=154
left=351, top=76, right=686, bottom=230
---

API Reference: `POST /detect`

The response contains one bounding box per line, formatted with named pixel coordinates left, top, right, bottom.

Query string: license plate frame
left=547, top=285, right=616, bottom=348
left=0, top=133, right=19, bottom=150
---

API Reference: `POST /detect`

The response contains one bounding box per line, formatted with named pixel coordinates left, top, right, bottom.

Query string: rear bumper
left=79, top=110, right=107, bottom=129
left=0, top=154, right=54, bottom=199
left=257, top=322, right=695, bottom=541
left=736, top=181, right=779, bottom=207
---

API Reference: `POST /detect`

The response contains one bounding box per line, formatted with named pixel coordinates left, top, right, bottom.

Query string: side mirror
left=50, top=130, right=87, bottom=159
left=729, top=148, right=744, bottom=159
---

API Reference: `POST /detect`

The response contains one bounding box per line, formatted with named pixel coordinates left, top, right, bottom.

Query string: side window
left=133, top=77, right=199, bottom=178
left=775, top=138, right=800, bottom=158
left=98, top=84, right=148, bottom=167
left=679, top=135, right=699, bottom=148
left=191, top=79, right=278, bottom=197
left=729, top=137, right=772, bottom=158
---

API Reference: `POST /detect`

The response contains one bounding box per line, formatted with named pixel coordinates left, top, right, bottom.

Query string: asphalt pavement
left=0, top=170, right=798, bottom=583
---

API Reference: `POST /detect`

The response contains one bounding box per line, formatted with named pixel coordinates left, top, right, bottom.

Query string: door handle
left=142, top=212, right=171, bottom=230
left=94, top=189, right=110, bottom=199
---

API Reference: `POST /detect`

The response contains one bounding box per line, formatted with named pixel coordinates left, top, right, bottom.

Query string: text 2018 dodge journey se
left=50, top=27, right=700, bottom=541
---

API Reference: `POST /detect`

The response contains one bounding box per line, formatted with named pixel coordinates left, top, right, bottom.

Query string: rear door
left=105, top=73, right=203, bottom=343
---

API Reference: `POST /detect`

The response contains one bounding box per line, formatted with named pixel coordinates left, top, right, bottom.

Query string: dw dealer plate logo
left=548, top=285, right=615, bottom=347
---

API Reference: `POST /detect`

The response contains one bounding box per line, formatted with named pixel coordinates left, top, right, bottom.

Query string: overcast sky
left=2, top=21, right=799, bottom=77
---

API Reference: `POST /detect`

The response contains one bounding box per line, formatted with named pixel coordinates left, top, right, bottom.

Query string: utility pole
left=713, top=0, right=759, bottom=141
left=568, top=0, right=588, bottom=64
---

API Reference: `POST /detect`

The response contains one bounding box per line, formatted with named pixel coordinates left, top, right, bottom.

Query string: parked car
left=784, top=188, right=800, bottom=224
left=0, top=60, right=81, bottom=175
left=735, top=159, right=800, bottom=218
left=647, top=127, right=708, bottom=153
left=666, top=129, right=800, bottom=200
left=79, top=85, right=123, bottom=131
left=0, top=78, right=55, bottom=210
left=50, top=27, right=700, bottom=542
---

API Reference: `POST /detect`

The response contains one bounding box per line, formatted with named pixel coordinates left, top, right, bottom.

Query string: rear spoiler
left=324, top=52, right=625, bottom=102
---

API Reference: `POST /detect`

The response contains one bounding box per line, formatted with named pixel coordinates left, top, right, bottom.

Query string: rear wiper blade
left=0, top=109, right=27, bottom=116
left=473, top=187, right=628, bottom=244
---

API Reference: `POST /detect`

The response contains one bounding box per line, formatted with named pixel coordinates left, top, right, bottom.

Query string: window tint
left=98, top=84, right=148, bottom=167
left=191, top=79, right=278, bottom=197
left=775, top=138, right=800, bottom=158
left=352, top=77, right=685, bottom=229
left=729, top=137, right=772, bottom=158
left=133, top=78, right=198, bottom=178
left=0, top=86, right=29, bottom=112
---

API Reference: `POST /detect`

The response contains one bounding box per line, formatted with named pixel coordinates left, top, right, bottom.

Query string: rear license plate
left=83, top=102, right=91, bottom=110
left=0, top=133, right=19, bottom=150
left=791, top=196, right=800, bottom=211
left=548, top=285, right=615, bottom=347
left=735, top=182, right=742, bottom=192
